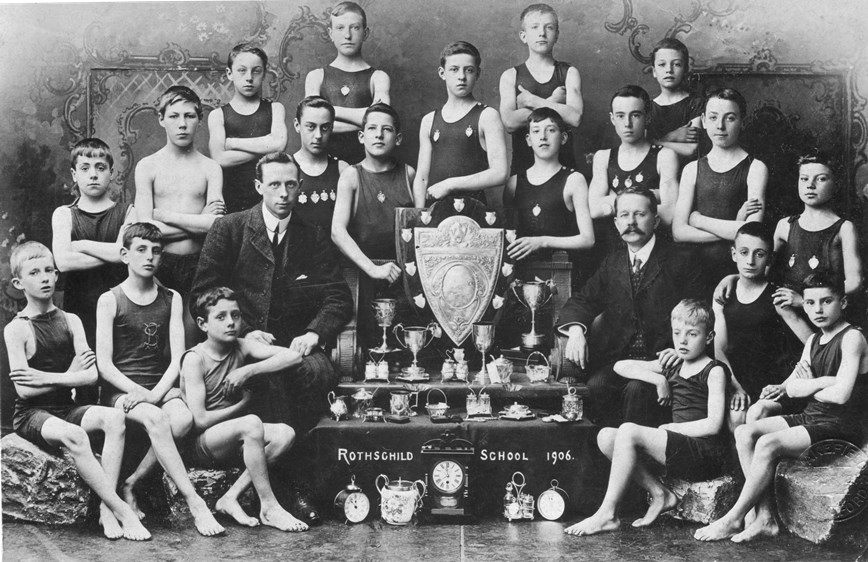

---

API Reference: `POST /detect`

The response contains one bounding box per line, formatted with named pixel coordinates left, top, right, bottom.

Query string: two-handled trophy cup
left=370, top=298, right=398, bottom=353
left=393, top=322, right=439, bottom=378
left=512, top=280, right=555, bottom=352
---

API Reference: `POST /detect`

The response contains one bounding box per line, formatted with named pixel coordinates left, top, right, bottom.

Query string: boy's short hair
left=611, top=85, right=652, bottom=114
left=362, top=103, right=401, bottom=132
left=255, top=152, right=298, bottom=183
left=10, top=241, right=53, bottom=278
left=671, top=298, right=714, bottom=333
left=440, top=41, right=482, bottom=68
left=802, top=270, right=845, bottom=298
left=797, top=148, right=840, bottom=179
left=122, top=222, right=163, bottom=249
left=193, top=286, right=238, bottom=320
left=296, top=95, right=336, bottom=122
left=527, top=107, right=567, bottom=132
left=227, top=43, right=268, bottom=70
left=734, top=221, right=773, bottom=250
left=520, top=3, right=558, bottom=26
left=70, top=138, right=114, bottom=170
left=331, top=1, right=367, bottom=28
left=158, top=85, right=202, bottom=119
left=651, top=37, right=689, bottom=68
left=613, top=187, right=658, bottom=215
left=705, top=87, right=746, bottom=116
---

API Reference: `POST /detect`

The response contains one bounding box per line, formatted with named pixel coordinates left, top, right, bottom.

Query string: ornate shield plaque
left=415, top=215, right=503, bottom=344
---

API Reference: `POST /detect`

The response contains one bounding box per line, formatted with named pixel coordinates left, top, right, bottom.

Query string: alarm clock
left=421, top=431, right=474, bottom=517
left=537, top=479, right=569, bottom=521
left=334, top=475, right=371, bottom=524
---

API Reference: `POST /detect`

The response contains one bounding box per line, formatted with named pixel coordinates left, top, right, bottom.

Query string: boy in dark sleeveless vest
left=332, top=103, right=416, bottom=350
left=5, top=242, right=150, bottom=541
left=696, top=272, right=868, bottom=543
left=588, top=86, right=679, bottom=258
left=498, top=3, right=583, bottom=175
left=209, top=44, right=288, bottom=214
left=565, top=299, right=729, bottom=537
left=52, top=138, right=132, bottom=404
left=304, top=2, right=391, bottom=165
left=96, top=223, right=224, bottom=537
left=673, top=88, right=768, bottom=293
left=413, top=41, right=509, bottom=207
left=292, top=96, right=348, bottom=239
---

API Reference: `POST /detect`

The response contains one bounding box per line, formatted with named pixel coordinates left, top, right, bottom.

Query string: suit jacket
left=556, top=239, right=703, bottom=367
left=192, top=206, right=353, bottom=346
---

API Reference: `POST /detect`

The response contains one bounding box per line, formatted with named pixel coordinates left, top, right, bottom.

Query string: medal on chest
left=465, top=125, right=473, bottom=137
left=532, top=204, right=541, bottom=217
left=320, top=189, right=329, bottom=203
left=789, top=254, right=796, bottom=268
left=340, top=85, right=350, bottom=96
left=612, top=176, right=619, bottom=189
left=377, top=191, right=386, bottom=203
left=330, top=189, right=337, bottom=201
left=433, top=129, right=441, bottom=142
left=298, top=192, right=308, bottom=204
left=624, top=176, right=633, bottom=188
left=311, top=191, right=320, bottom=204
left=809, top=255, right=820, bottom=269
left=635, top=172, right=644, bottom=184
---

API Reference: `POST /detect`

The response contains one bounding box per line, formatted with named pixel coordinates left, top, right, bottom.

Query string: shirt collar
left=261, top=203, right=291, bottom=234
left=629, top=234, right=656, bottom=266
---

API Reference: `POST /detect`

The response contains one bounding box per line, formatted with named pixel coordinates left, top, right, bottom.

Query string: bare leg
left=41, top=417, right=150, bottom=541
left=565, top=423, right=669, bottom=536
left=695, top=423, right=810, bottom=542
left=739, top=407, right=784, bottom=527
left=122, top=401, right=224, bottom=536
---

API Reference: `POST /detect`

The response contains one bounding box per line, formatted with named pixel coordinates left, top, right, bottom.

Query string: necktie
left=272, top=226, right=280, bottom=249
left=628, top=257, right=647, bottom=358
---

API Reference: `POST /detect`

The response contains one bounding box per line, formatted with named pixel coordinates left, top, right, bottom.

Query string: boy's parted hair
left=71, top=138, right=114, bottom=170
left=440, top=41, right=482, bottom=68
left=331, top=1, right=367, bottom=28
left=122, top=222, right=163, bottom=249
left=734, top=221, right=774, bottom=250
left=520, top=3, right=558, bottom=26
left=613, top=187, right=658, bottom=215
left=10, top=241, right=53, bottom=278
left=803, top=270, right=845, bottom=298
left=611, top=85, right=652, bottom=114
left=705, top=87, right=747, bottom=116
left=671, top=298, right=714, bottom=333
left=797, top=148, right=841, bottom=179
left=296, top=95, right=336, bottom=122
left=362, top=102, right=401, bottom=132
left=194, top=286, right=238, bottom=321
left=652, top=37, right=689, bottom=68
left=527, top=107, right=567, bottom=132
left=158, top=85, right=202, bottom=119
left=255, top=152, right=299, bottom=183
left=227, top=43, right=268, bottom=70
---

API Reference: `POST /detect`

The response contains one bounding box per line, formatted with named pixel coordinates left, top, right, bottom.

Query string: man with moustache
left=556, top=188, right=703, bottom=427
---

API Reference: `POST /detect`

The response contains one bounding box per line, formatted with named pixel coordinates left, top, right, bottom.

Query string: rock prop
left=163, top=468, right=255, bottom=523
left=1, top=434, right=91, bottom=525
left=659, top=474, right=740, bottom=524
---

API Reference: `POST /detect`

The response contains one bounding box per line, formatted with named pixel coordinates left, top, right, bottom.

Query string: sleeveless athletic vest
left=805, top=325, right=868, bottom=428
left=321, top=66, right=376, bottom=165
left=349, top=163, right=414, bottom=260
left=108, top=285, right=172, bottom=386
left=510, top=61, right=576, bottom=174
left=668, top=359, right=730, bottom=426
left=296, top=157, right=341, bottom=230
left=13, top=309, right=76, bottom=415
left=647, top=94, right=704, bottom=141
left=513, top=166, right=576, bottom=243
left=221, top=100, right=273, bottom=213
left=181, top=343, right=245, bottom=412
left=783, top=215, right=846, bottom=290
left=606, top=145, right=663, bottom=194
left=428, top=103, right=489, bottom=205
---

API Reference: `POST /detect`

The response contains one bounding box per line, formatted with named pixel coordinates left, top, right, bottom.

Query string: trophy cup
left=371, top=298, right=398, bottom=353
left=393, top=322, right=439, bottom=379
left=512, top=279, right=555, bottom=352
left=472, top=322, right=495, bottom=384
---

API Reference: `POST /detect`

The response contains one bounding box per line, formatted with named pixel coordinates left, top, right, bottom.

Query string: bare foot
left=564, top=513, right=620, bottom=536
left=215, top=496, right=259, bottom=527
left=744, top=508, right=756, bottom=528
left=99, top=504, right=123, bottom=540
left=633, top=487, right=679, bottom=528
left=261, top=504, right=309, bottom=532
left=121, top=482, right=145, bottom=520
left=731, top=516, right=779, bottom=543
left=188, top=497, right=226, bottom=537
left=694, top=517, right=743, bottom=541
left=115, top=507, right=152, bottom=541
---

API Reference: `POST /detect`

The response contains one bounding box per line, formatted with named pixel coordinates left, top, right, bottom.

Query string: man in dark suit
left=556, top=188, right=703, bottom=426
left=192, top=152, right=353, bottom=523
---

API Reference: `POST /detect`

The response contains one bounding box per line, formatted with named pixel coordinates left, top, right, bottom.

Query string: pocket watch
left=334, top=475, right=370, bottom=524
left=537, top=479, right=569, bottom=521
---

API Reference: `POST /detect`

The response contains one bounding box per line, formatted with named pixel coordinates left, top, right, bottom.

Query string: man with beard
left=556, top=188, right=703, bottom=426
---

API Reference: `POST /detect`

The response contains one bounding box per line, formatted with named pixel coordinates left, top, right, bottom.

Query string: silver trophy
left=371, top=298, right=398, bottom=353
left=393, top=322, right=439, bottom=377
left=472, top=322, right=495, bottom=383
left=512, top=279, right=555, bottom=352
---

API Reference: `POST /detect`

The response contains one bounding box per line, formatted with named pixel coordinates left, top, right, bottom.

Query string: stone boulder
left=162, top=468, right=255, bottom=523
left=1, top=433, right=91, bottom=524
left=660, top=474, right=740, bottom=524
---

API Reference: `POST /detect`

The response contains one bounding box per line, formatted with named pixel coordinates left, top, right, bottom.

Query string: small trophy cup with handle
left=512, top=279, right=555, bottom=352
left=394, top=322, right=439, bottom=378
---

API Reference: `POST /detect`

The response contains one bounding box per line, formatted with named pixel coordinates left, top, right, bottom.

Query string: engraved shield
left=415, top=215, right=503, bottom=345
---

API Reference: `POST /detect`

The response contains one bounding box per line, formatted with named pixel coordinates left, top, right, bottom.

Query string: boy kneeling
left=181, top=287, right=308, bottom=532
left=566, top=299, right=728, bottom=536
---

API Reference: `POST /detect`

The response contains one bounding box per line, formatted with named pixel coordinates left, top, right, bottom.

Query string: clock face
left=538, top=490, right=566, bottom=521
left=344, top=491, right=370, bottom=523
left=431, top=460, right=465, bottom=494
